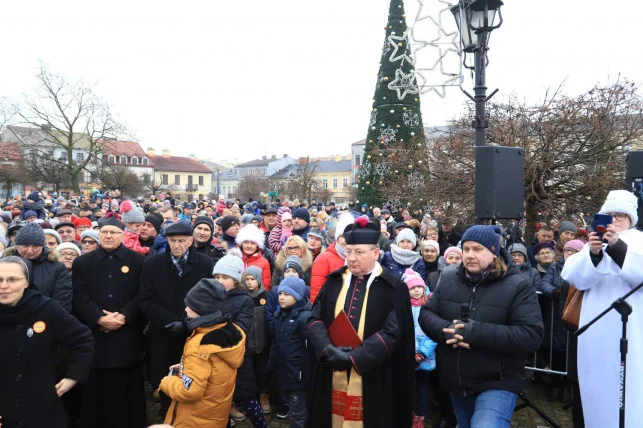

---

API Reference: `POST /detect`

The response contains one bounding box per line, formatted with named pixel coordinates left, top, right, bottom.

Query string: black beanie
left=220, top=215, right=240, bottom=233
left=184, top=279, right=228, bottom=316
left=193, top=216, right=215, bottom=237
left=145, top=213, right=163, bottom=234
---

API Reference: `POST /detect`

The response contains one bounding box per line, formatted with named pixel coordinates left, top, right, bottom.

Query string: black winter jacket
left=194, top=242, right=226, bottom=265
left=538, top=260, right=569, bottom=352
left=0, top=290, right=93, bottom=428
left=419, top=249, right=543, bottom=396
left=4, top=247, right=71, bottom=312
left=246, top=288, right=269, bottom=354
left=268, top=298, right=312, bottom=391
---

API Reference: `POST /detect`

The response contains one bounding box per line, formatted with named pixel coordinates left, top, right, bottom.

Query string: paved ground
left=146, top=380, right=573, bottom=427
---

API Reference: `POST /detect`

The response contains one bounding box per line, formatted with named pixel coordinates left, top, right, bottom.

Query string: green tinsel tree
left=357, top=0, right=428, bottom=208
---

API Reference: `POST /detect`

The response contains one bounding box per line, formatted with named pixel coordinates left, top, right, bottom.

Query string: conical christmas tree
left=357, top=0, right=429, bottom=208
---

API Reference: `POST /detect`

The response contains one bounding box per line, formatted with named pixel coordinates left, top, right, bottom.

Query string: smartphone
left=168, top=367, right=178, bottom=376
left=592, top=214, right=612, bottom=239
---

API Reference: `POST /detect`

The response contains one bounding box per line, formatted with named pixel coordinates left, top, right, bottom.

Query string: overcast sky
left=2, top=0, right=641, bottom=164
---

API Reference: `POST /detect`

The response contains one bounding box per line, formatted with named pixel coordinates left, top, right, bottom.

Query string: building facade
left=147, top=148, right=212, bottom=201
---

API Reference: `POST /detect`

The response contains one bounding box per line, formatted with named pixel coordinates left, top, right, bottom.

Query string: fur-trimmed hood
left=3, top=246, right=60, bottom=263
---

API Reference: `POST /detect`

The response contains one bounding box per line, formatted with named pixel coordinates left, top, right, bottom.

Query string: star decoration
left=387, top=69, right=420, bottom=100
left=388, top=30, right=415, bottom=65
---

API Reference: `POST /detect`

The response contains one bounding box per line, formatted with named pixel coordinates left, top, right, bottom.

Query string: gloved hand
left=164, top=320, right=187, bottom=335
left=324, top=345, right=353, bottom=371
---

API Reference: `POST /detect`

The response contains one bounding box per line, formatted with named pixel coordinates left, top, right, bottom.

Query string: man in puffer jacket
left=419, top=225, right=543, bottom=427
left=380, top=228, right=426, bottom=279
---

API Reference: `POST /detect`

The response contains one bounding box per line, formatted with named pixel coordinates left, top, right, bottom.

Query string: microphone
left=460, top=303, right=470, bottom=324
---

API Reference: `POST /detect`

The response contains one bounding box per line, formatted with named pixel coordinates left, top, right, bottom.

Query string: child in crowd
left=236, top=224, right=272, bottom=289
left=241, top=266, right=272, bottom=414
left=403, top=268, right=437, bottom=428
left=159, top=279, right=246, bottom=427
left=267, top=276, right=312, bottom=428
left=279, top=212, right=293, bottom=245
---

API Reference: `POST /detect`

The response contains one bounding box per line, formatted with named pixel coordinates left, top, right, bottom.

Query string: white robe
left=561, top=228, right=643, bottom=428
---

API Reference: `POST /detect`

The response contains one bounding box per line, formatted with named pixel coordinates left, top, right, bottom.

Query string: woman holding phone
left=562, top=190, right=643, bottom=427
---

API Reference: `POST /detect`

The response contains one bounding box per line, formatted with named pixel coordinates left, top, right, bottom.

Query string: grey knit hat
left=212, top=254, right=244, bottom=283
left=184, top=279, right=227, bottom=316
left=283, top=255, right=304, bottom=278
left=508, top=243, right=528, bottom=259
left=242, top=266, right=263, bottom=288
left=559, top=220, right=578, bottom=234
left=120, top=200, right=145, bottom=223
left=43, top=229, right=62, bottom=245
left=15, top=222, right=45, bottom=247
left=80, top=229, right=100, bottom=244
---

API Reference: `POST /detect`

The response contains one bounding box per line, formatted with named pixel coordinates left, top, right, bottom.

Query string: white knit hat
left=56, top=242, right=82, bottom=257
left=334, top=213, right=355, bottom=239
left=396, top=228, right=417, bottom=247
left=235, top=224, right=265, bottom=249
left=420, top=239, right=440, bottom=254
left=212, top=254, right=244, bottom=283
left=599, top=190, right=639, bottom=226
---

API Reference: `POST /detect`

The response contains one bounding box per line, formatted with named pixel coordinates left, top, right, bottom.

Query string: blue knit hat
left=461, top=225, right=502, bottom=256
left=292, top=208, right=310, bottom=224
left=278, top=276, right=306, bottom=302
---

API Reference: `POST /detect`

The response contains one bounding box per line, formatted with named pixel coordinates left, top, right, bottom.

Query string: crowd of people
left=0, top=188, right=641, bottom=428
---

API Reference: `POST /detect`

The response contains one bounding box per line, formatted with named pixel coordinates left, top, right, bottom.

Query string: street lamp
left=451, top=0, right=503, bottom=147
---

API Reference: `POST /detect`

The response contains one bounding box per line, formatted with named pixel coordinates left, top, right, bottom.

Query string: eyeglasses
left=345, top=248, right=377, bottom=257
left=286, top=246, right=300, bottom=251
left=59, top=252, right=78, bottom=259
left=81, top=240, right=98, bottom=245
left=99, top=230, right=123, bottom=236
left=608, top=213, right=629, bottom=221
left=0, top=277, right=26, bottom=284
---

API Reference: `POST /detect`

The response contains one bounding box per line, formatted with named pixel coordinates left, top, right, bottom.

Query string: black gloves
left=324, top=345, right=354, bottom=371
left=164, top=320, right=187, bottom=335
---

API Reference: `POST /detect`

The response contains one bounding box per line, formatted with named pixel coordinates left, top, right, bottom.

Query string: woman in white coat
left=561, top=190, right=643, bottom=427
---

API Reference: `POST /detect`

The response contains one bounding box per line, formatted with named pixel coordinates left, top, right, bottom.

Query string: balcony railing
left=185, top=184, right=199, bottom=192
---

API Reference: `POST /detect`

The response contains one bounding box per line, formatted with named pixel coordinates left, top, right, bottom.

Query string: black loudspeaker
left=474, top=146, right=525, bottom=219
left=626, top=150, right=643, bottom=229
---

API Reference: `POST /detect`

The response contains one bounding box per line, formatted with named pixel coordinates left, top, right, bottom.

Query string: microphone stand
left=575, top=281, right=643, bottom=428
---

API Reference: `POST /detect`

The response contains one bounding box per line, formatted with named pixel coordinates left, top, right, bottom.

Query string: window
left=75, top=152, right=85, bottom=162
left=343, top=177, right=348, bottom=188
left=174, top=175, right=181, bottom=185
left=332, top=178, right=338, bottom=189
left=355, top=155, right=361, bottom=166
left=131, top=157, right=138, bottom=165
left=322, top=178, right=328, bottom=189
left=199, top=175, right=204, bottom=186
left=142, top=157, right=149, bottom=166
left=120, top=155, right=127, bottom=164
left=108, top=155, right=116, bottom=164
left=162, top=174, right=168, bottom=185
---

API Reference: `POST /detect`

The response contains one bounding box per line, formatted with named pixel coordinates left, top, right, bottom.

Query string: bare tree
left=97, top=163, right=146, bottom=199
left=14, top=63, right=125, bottom=192
left=287, top=157, right=319, bottom=201
left=237, top=176, right=268, bottom=201
left=141, top=172, right=162, bottom=196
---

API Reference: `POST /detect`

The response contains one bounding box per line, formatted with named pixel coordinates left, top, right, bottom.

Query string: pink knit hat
left=563, top=239, right=585, bottom=252
left=444, top=246, right=463, bottom=259
left=402, top=268, right=425, bottom=289
left=281, top=212, right=292, bottom=221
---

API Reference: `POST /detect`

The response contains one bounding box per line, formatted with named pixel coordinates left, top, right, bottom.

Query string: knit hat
left=599, top=189, right=639, bottom=226
left=278, top=276, right=306, bottom=302
left=165, top=221, right=193, bottom=237
left=193, top=216, right=214, bottom=236
left=242, top=266, right=263, bottom=288
left=15, top=222, right=45, bottom=247
left=212, top=254, right=244, bottom=283
left=396, top=228, right=417, bottom=247
left=184, top=279, right=228, bottom=316
left=80, top=229, right=100, bottom=244
left=281, top=212, right=292, bottom=222
left=43, top=229, right=62, bottom=245
left=27, top=191, right=41, bottom=202
left=334, top=213, right=354, bottom=239
left=73, top=217, right=92, bottom=228
left=402, top=268, right=425, bottom=290
left=283, top=255, right=304, bottom=278
left=559, top=220, right=577, bottom=234
left=145, top=213, right=163, bottom=234
left=461, top=225, right=502, bottom=256
left=220, top=215, right=240, bottom=232
left=120, top=200, right=145, bottom=223
left=563, top=239, right=586, bottom=252
left=533, top=241, right=555, bottom=255
left=443, top=246, right=463, bottom=260
left=56, top=242, right=81, bottom=257
left=240, top=213, right=255, bottom=226
left=236, top=224, right=265, bottom=249
left=252, top=215, right=263, bottom=224
left=420, top=239, right=440, bottom=254
left=292, top=208, right=310, bottom=224
left=508, top=243, right=528, bottom=258
left=23, top=210, right=38, bottom=219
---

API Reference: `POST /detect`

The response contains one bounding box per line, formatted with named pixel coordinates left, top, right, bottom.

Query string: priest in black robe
left=306, top=216, right=415, bottom=427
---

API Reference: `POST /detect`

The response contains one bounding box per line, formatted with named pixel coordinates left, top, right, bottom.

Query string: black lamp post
left=451, top=0, right=503, bottom=147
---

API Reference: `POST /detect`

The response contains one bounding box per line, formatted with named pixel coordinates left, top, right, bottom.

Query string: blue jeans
left=450, top=390, right=517, bottom=428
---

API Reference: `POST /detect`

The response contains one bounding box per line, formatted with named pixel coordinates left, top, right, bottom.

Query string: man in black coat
left=419, top=225, right=543, bottom=427
left=306, top=217, right=415, bottom=428
left=72, top=217, right=147, bottom=428
left=139, top=221, right=215, bottom=416
left=192, top=215, right=226, bottom=264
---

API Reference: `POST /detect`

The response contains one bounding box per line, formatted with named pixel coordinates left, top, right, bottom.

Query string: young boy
left=268, top=276, right=312, bottom=428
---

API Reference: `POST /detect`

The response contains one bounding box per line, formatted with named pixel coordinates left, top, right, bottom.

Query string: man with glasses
left=3, top=222, right=71, bottom=311
left=306, top=217, right=415, bottom=428
left=55, top=221, right=81, bottom=249
left=80, top=229, right=100, bottom=254
left=140, top=221, right=215, bottom=420
left=72, top=216, right=147, bottom=428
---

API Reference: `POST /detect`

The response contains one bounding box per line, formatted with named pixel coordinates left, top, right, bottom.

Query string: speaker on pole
left=475, top=146, right=525, bottom=220
left=626, top=150, right=643, bottom=229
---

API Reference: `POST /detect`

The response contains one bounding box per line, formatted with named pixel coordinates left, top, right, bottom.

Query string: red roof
left=0, top=142, right=23, bottom=162
left=100, top=140, right=155, bottom=167
left=151, top=155, right=212, bottom=173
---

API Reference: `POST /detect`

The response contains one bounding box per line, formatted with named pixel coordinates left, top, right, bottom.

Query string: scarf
left=390, top=244, right=421, bottom=266
left=410, top=295, right=427, bottom=307
left=185, top=310, right=225, bottom=331
left=246, top=285, right=266, bottom=299
left=464, top=264, right=494, bottom=286
left=335, top=243, right=347, bottom=260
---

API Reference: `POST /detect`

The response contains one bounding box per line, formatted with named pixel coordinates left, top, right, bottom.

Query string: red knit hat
left=73, top=217, right=92, bottom=228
